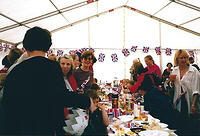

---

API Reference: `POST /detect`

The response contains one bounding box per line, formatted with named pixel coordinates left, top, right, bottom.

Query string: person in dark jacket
left=1, top=26, right=95, bottom=135
left=138, top=73, right=191, bottom=135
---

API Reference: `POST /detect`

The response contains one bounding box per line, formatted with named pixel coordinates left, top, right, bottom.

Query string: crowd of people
left=0, top=27, right=101, bottom=135
left=125, top=50, right=200, bottom=135
left=0, top=26, right=199, bottom=136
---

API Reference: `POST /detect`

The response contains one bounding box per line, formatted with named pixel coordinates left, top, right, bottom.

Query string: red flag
left=87, top=0, right=94, bottom=4
left=109, top=9, right=114, bottom=12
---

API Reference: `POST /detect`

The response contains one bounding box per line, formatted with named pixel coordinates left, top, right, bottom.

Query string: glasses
left=84, top=57, right=93, bottom=61
left=178, top=56, right=188, bottom=59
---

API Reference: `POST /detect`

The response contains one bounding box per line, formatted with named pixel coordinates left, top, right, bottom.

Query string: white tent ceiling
left=0, top=0, right=200, bottom=81
left=0, top=0, right=200, bottom=47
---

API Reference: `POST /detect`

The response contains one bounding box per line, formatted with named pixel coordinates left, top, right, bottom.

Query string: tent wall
left=0, top=6, right=199, bottom=82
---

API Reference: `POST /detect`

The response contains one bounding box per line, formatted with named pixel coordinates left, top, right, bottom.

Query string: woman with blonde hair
left=58, top=54, right=77, bottom=92
left=130, top=58, right=140, bottom=80
left=170, top=49, right=200, bottom=135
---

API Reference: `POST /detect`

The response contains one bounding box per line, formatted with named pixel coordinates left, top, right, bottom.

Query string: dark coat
left=1, top=56, right=90, bottom=135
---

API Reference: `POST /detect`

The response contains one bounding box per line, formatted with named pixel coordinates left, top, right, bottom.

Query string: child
left=82, top=89, right=109, bottom=136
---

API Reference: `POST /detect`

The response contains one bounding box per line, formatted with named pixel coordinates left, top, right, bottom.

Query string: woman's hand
left=97, top=103, right=106, bottom=111
left=77, top=88, right=84, bottom=94
left=191, top=105, right=198, bottom=114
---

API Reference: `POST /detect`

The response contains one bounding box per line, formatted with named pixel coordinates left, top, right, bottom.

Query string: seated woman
left=82, top=89, right=109, bottom=136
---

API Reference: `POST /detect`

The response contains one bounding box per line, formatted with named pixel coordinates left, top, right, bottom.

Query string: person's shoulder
left=74, top=67, right=81, bottom=74
left=163, top=69, right=167, bottom=72
left=189, top=65, right=199, bottom=73
left=89, top=70, right=93, bottom=75
left=92, top=108, right=102, bottom=115
left=154, top=64, right=160, bottom=69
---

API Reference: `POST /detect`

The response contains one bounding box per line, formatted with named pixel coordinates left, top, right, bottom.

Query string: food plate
left=130, top=127, right=146, bottom=133
left=158, top=123, right=168, bottom=128
left=139, top=130, right=169, bottom=136
left=118, top=115, right=134, bottom=122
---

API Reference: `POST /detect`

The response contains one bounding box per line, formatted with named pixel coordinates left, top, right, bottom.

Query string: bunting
left=131, top=46, right=137, bottom=52
left=165, top=48, right=172, bottom=56
left=111, top=53, right=118, bottom=62
left=188, top=50, right=194, bottom=58
left=98, top=53, right=105, bottom=62
left=142, top=46, right=149, bottom=53
left=4, top=43, right=9, bottom=52
left=10, top=45, right=16, bottom=49
left=122, top=48, right=130, bottom=57
left=0, top=43, right=3, bottom=52
left=81, top=48, right=87, bottom=52
left=69, top=50, right=76, bottom=54
left=155, top=47, right=161, bottom=55
left=57, top=50, right=63, bottom=57
left=89, top=48, right=95, bottom=53
left=47, top=49, right=53, bottom=57
left=22, top=47, right=26, bottom=52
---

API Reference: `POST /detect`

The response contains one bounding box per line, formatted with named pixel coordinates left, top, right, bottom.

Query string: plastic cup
left=170, top=74, right=176, bottom=81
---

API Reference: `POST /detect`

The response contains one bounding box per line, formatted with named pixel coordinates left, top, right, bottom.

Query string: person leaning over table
left=137, top=73, right=190, bottom=136
left=125, top=61, right=191, bottom=135
left=170, top=49, right=200, bottom=135
left=144, top=55, right=161, bottom=79
left=1, top=26, right=96, bottom=136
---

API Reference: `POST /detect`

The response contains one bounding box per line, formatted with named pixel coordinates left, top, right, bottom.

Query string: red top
left=129, top=70, right=162, bottom=93
left=0, top=67, right=8, bottom=73
left=68, top=74, right=77, bottom=92
left=130, top=72, right=147, bottom=93
left=146, top=64, right=161, bottom=79
left=64, top=74, right=78, bottom=117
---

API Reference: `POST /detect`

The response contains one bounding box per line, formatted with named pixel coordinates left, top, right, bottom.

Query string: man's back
left=2, top=56, right=65, bottom=135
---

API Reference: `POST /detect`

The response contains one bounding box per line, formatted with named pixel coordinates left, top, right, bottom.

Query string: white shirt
left=171, top=65, right=200, bottom=114
left=64, top=78, right=74, bottom=92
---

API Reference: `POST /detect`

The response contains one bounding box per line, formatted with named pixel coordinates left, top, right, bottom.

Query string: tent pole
left=0, top=39, right=15, bottom=45
left=88, top=19, right=91, bottom=48
left=159, top=22, right=163, bottom=73
left=153, top=1, right=172, bottom=16
left=179, top=17, right=200, bottom=26
left=123, top=7, right=126, bottom=79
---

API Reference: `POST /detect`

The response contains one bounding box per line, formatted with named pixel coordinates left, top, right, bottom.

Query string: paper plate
left=118, top=115, right=134, bottom=122
left=139, top=130, right=169, bottom=136
left=159, top=123, right=168, bottom=128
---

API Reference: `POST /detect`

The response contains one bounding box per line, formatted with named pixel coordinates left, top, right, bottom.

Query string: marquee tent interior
left=0, top=0, right=200, bottom=82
